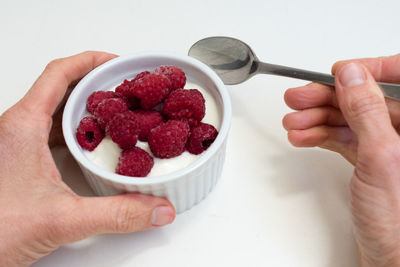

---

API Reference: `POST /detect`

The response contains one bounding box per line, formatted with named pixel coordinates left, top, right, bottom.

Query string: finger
left=66, top=194, right=175, bottom=240
left=48, top=107, right=65, bottom=148
left=288, top=126, right=354, bottom=147
left=386, top=98, right=400, bottom=126
left=19, top=51, right=117, bottom=117
left=283, top=106, right=347, bottom=131
left=334, top=62, right=398, bottom=146
left=284, top=83, right=338, bottom=110
left=332, top=54, right=400, bottom=83
left=288, top=126, right=357, bottom=164
left=48, top=87, right=72, bottom=147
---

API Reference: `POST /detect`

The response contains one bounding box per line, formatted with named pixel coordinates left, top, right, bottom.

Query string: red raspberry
left=148, top=120, right=190, bottom=158
left=132, top=73, right=171, bottom=109
left=162, top=89, right=205, bottom=127
left=115, top=80, right=140, bottom=110
left=154, top=65, right=186, bottom=91
left=115, top=79, right=131, bottom=97
left=115, top=71, right=149, bottom=95
left=76, top=116, right=104, bottom=151
left=186, top=123, right=218, bottom=155
left=131, top=70, right=151, bottom=83
left=132, top=110, right=164, bottom=141
left=116, top=93, right=140, bottom=110
left=86, top=91, right=119, bottom=114
left=106, top=111, right=140, bottom=149
left=115, top=72, right=149, bottom=96
left=94, top=98, right=128, bottom=129
left=116, top=147, right=154, bottom=177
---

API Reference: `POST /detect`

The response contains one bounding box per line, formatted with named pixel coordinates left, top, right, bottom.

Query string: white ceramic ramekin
left=62, top=52, right=231, bottom=213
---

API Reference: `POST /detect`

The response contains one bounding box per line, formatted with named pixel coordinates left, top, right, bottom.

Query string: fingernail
left=152, top=206, right=174, bottom=226
left=339, top=63, right=366, bottom=87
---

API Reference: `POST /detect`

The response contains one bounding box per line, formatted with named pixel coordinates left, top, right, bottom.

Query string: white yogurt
left=83, top=82, right=220, bottom=177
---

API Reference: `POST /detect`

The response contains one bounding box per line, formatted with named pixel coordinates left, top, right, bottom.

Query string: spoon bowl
left=189, top=36, right=400, bottom=101
left=188, top=36, right=258, bottom=85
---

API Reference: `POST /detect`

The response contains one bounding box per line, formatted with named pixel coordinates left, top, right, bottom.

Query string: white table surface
left=2, top=0, right=399, bottom=266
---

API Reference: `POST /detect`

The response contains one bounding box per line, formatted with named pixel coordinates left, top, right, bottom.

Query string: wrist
left=359, top=247, right=400, bottom=267
left=0, top=213, right=59, bottom=267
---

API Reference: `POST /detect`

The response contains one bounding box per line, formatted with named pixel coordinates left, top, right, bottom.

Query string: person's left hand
left=0, top=51, right=176, bottom=267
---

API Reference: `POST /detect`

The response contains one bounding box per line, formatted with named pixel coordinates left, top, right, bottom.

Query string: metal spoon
left=188, top=36, right=400, bottom=101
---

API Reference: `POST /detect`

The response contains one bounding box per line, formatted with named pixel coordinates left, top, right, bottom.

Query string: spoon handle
left=258, top=62, right=400, bottom=101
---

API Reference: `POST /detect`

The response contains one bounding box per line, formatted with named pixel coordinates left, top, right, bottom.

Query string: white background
left=1, top=0, right=399, bottom=266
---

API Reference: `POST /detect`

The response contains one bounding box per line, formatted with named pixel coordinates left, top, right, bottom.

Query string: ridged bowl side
left=78, top=140, right=227, bottom=213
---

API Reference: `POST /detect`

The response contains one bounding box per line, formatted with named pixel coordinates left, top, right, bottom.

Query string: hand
left=283, top=55, right=400, bottom=266
left=0, top=51, right=175, bottom=267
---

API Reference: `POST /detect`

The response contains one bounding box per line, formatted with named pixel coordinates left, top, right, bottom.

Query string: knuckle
left=82, top=50, right=96, bottom=55
left=0, top=106, right=47, bottom=134
left=114, top=199, right=148, bottom=232
left=347, top=91, right=385, bottom=120
left=45, top=58, right=65, bottom=70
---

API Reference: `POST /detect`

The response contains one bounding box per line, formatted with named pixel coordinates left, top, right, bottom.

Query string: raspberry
left=76, top=116, right=104, bottom=151
left=132, top=110, right=164, bottom=141
left=94, top=98, right=128, bottom=129
left=148, top=120, right=190, bottom=158
left=186, top=123, right=218, bottom=155
left=116, top=147, right=154, bottom=177
left=106, top=111, right=140, bottom=149
left=132, top=73, right=171, bottom=109
left=162, top=89, right=205, bottom=127
left=115, top=80, right=140, bottom=110
left=115, top=79, right=131, bottom=97
left=115, top=71, right=151, bottom=109
left=116, top=93, right=140, bottom=110
left=86, top=91, right=119, bottom=114
left=131, top=70, right=151, bottom=83
left=115, top=80, right=131, bottom=96
left=154, top=65, right=186, bottom=91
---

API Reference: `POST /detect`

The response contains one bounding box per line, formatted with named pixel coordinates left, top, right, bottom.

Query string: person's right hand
left=283, top=55, right=400, bottom=266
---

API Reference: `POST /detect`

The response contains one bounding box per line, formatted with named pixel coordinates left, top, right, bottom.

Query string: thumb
left=66, top=193, right=175, bottom=240
left=335, top=62, right=397, bottom=145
